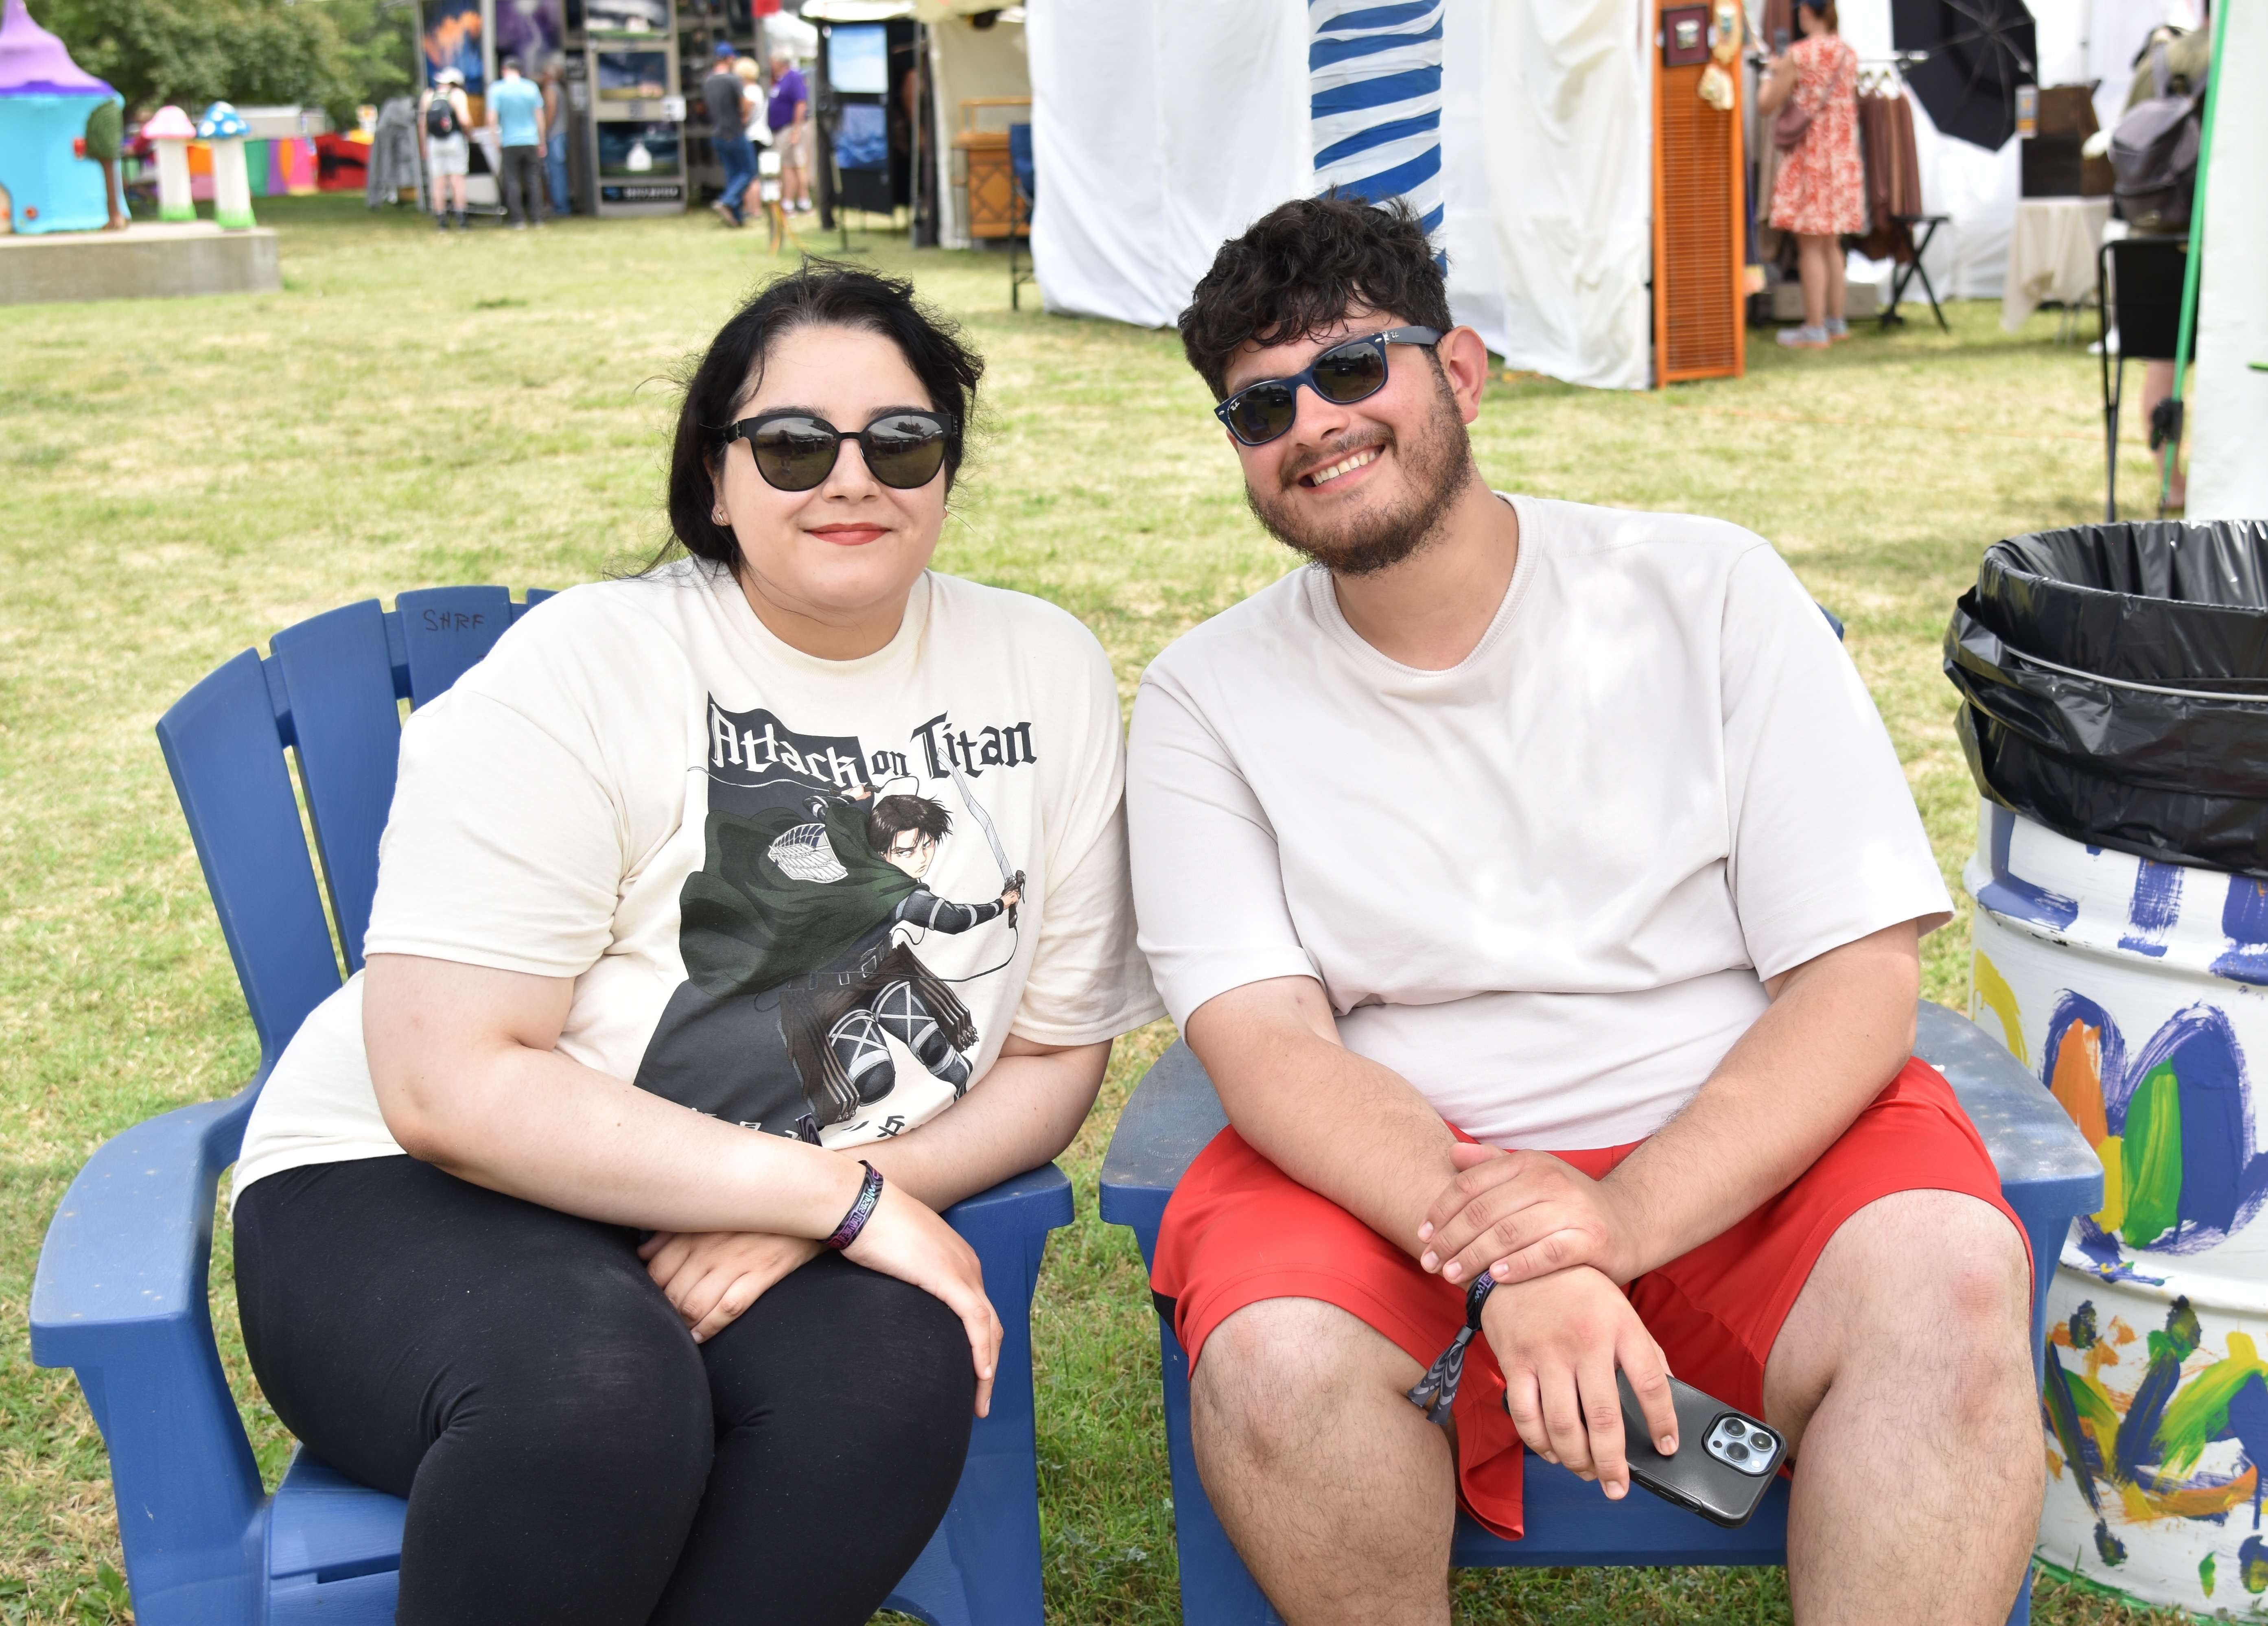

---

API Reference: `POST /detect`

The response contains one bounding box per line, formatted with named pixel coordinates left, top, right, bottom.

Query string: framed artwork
left=1662, top=4, right=1710, bottom=67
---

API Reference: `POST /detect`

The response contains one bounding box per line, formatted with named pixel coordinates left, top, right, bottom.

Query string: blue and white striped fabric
left=1309, top=0, right=1445, bottom=249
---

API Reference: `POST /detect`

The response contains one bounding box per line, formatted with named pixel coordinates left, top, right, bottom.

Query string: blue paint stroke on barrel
left=2142, top=1006, right=2256, bottom=1243
left=2215, top=878, right=2268, bottom=987
left=2119, top=859, right=2185, bottom=959
left=1975, top=805, right=2080, bottom=931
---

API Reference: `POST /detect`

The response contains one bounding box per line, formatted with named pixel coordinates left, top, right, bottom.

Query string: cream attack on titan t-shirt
left=233, top=560, right=1162, bottom=1200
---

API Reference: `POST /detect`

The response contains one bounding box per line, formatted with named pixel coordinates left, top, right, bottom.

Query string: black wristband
left=823, top=1160, right=884, bottom=1250
left=1406, top=1274, right=1497, bottom=1425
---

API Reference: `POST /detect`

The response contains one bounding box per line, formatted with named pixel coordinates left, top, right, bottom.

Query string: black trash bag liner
left=1944, top=520, right=2268, bottom=877
left=1973, top=520, right=2268, bottom=691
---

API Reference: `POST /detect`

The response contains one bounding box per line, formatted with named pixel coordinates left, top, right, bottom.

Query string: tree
left=315, top=0, right=418, bottom=127
left=33, top=0, right=416, bottom=130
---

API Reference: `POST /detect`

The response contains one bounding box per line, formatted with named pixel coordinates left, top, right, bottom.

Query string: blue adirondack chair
left=28, top=587, right=1072, bottom=1626
left=1099, top=1008, right=2103, bottom=1626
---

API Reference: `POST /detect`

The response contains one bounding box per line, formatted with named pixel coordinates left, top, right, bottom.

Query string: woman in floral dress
left=1762, top=0, right=1864, bottom=348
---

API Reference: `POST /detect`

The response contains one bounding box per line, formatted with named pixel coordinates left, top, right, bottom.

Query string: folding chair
left=1008, top=122, right=1035, bottom=312
left=29, top=588, right=1070, bottom=1626
left=1100, top=1003, right=2100, bottom=1625
left=2095, top=235, right=2189, bottom=521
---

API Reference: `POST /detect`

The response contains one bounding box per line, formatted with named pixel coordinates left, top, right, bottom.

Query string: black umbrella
left=1892, top=0, right=2038, bottom=151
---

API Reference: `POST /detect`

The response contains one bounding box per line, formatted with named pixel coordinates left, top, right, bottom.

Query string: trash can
left=1949, top=520, right=2268, bottom=1615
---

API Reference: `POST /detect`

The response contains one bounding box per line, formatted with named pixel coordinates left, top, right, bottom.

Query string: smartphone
left=1613, top=1371, right=1785, bottom=1527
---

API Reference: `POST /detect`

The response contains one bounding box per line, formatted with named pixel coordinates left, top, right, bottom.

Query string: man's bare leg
left=1190, top=1297, right=1456, bottom=1626
left=1765, top=1190, right=2041, bottom=1624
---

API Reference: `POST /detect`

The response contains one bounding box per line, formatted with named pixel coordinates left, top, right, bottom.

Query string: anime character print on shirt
left=635, top=697, right=1028, bottom=1147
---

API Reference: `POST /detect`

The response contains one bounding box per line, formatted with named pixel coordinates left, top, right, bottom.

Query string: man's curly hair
left=1177, top=195, right=1452, bottom=401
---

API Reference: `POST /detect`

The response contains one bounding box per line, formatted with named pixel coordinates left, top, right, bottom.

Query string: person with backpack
left=420, top=67, right=474, bottom=234
left=2110, top=20, right=2213, bottom=509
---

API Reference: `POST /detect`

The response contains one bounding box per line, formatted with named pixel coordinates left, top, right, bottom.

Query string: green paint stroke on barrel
left=2158, top=1334, right=2268, bottom=1475
left=2122, top=1062, right=2186, bottom=1249
left=2202, top=1552, right=2218, bottom=1597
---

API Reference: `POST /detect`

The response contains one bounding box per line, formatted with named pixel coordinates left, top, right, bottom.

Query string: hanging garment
left=366, top=96, right=424, bottom=206
left=1855, top=90, right=1922, bottom=260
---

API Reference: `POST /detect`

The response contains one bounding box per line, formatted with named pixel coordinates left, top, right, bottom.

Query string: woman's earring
left=712, top=506, right=730, bottom=525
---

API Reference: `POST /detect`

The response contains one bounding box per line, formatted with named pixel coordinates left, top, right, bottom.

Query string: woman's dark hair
left=665, top=260, right=983, bottom=570
left=1797, top=0, right=1838, bottom=29
left=1178, top=194, right=1452, bottom=400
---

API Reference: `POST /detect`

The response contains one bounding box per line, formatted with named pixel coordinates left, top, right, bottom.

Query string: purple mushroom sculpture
left=0, top=0, right=119, bottom=234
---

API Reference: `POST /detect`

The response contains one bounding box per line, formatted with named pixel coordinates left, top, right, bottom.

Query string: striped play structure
left=1308, top=0, right=1444, bottom=255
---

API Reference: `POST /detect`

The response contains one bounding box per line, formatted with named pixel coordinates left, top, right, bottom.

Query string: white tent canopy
left=1029, top=0, right=1651, bottom=387
left=2187, top=0, right=2266, bottom=520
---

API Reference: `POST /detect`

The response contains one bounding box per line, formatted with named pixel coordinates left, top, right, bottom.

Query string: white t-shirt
left=235, top=561, right=1163, bottom=1200
left=1126, top=494, right=1951, bottom=1152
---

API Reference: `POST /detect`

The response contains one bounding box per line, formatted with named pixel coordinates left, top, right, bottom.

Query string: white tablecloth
left=2002, top=196, right=2114, bottom=332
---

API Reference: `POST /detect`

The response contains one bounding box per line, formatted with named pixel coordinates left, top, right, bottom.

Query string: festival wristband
left=1405, top=1274, right=1496, bottom=1425
left=824, top=1160, right=884, bottom=1250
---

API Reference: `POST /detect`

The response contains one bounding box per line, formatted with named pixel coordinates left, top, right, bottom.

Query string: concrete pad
left=0, top=221, right=280, bottom=306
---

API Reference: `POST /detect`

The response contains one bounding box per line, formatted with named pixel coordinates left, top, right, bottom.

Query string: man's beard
left=1243, top=385, right=1476, bottom=578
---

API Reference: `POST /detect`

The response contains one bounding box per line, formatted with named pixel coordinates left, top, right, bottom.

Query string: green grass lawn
left=0, top=194, right=2194, bottom=1624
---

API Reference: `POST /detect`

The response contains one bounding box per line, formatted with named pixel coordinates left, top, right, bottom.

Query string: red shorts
left=1149, top=1056, right=2026, bottom=1539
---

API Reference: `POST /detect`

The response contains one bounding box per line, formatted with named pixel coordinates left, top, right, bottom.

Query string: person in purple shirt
left=767, top=50, right=811, bottom=214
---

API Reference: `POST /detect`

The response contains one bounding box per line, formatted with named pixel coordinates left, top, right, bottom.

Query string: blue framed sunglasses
left=1213, top=326, right=1444, bottom=447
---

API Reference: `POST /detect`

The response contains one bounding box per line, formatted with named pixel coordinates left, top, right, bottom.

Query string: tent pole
left=2163, top=0, right=2229, bottom=513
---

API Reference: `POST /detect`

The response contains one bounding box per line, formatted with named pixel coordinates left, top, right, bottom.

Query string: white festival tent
left=1029, top=0, right=2193, bottom=389
left=2186, top=0, right=2267, bottom=520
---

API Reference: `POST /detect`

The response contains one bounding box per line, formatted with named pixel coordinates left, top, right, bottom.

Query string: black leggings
left=234, top=1156, right=973, bottom=1626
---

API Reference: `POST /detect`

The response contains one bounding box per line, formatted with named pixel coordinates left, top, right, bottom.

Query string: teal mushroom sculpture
left=197, top=101, right=254, bottom=229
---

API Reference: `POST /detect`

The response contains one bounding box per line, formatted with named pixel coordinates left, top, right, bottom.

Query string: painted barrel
left=1966, top=801, right=2268, bottom=1613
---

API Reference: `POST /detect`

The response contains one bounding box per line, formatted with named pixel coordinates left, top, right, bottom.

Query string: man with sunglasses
left=1124, top=195, right=2041, bottom=1624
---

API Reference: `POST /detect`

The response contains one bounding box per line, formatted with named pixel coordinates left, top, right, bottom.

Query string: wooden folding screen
left=1651, top=3, right=1747, bottom=384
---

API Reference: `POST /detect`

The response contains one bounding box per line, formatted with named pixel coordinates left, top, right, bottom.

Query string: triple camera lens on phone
left=1705, top=1414, right=1777, bottom=1476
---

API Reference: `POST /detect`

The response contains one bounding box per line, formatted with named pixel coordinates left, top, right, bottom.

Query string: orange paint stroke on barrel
left=2052, top=1018, right=2111, bottom=1146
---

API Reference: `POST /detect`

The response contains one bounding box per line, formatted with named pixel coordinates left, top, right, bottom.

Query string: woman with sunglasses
left=228, top=263, right=1161, bottom=1626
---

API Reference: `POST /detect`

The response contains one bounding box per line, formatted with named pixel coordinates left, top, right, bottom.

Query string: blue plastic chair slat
left=270, top=602, right=404, bottom=973
left=1100, top=1010, right=2103, bottom=1626
left=392, top=586, right=515, bottom=709
left=154, top=650, right=342, bottom=1071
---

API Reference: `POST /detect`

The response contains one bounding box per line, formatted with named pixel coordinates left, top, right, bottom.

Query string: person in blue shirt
left=488, top=56, right=549, bottom=229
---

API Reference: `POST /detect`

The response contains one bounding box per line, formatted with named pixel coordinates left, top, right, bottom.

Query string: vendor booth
left=1026, top=0, right=2201, bottom=389
left=569, top=0, right=687, bottom=215
left=806, top=3, right=919, bottom=224
left=416, top=0, right=687, bottom=217
left=795, top=0, right=1031, bottom=248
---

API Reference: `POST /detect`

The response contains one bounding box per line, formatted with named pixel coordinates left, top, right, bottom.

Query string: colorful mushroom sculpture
left=197, top=100, right=253, bottom=229
left=143, top=103, right=195, bottom=221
